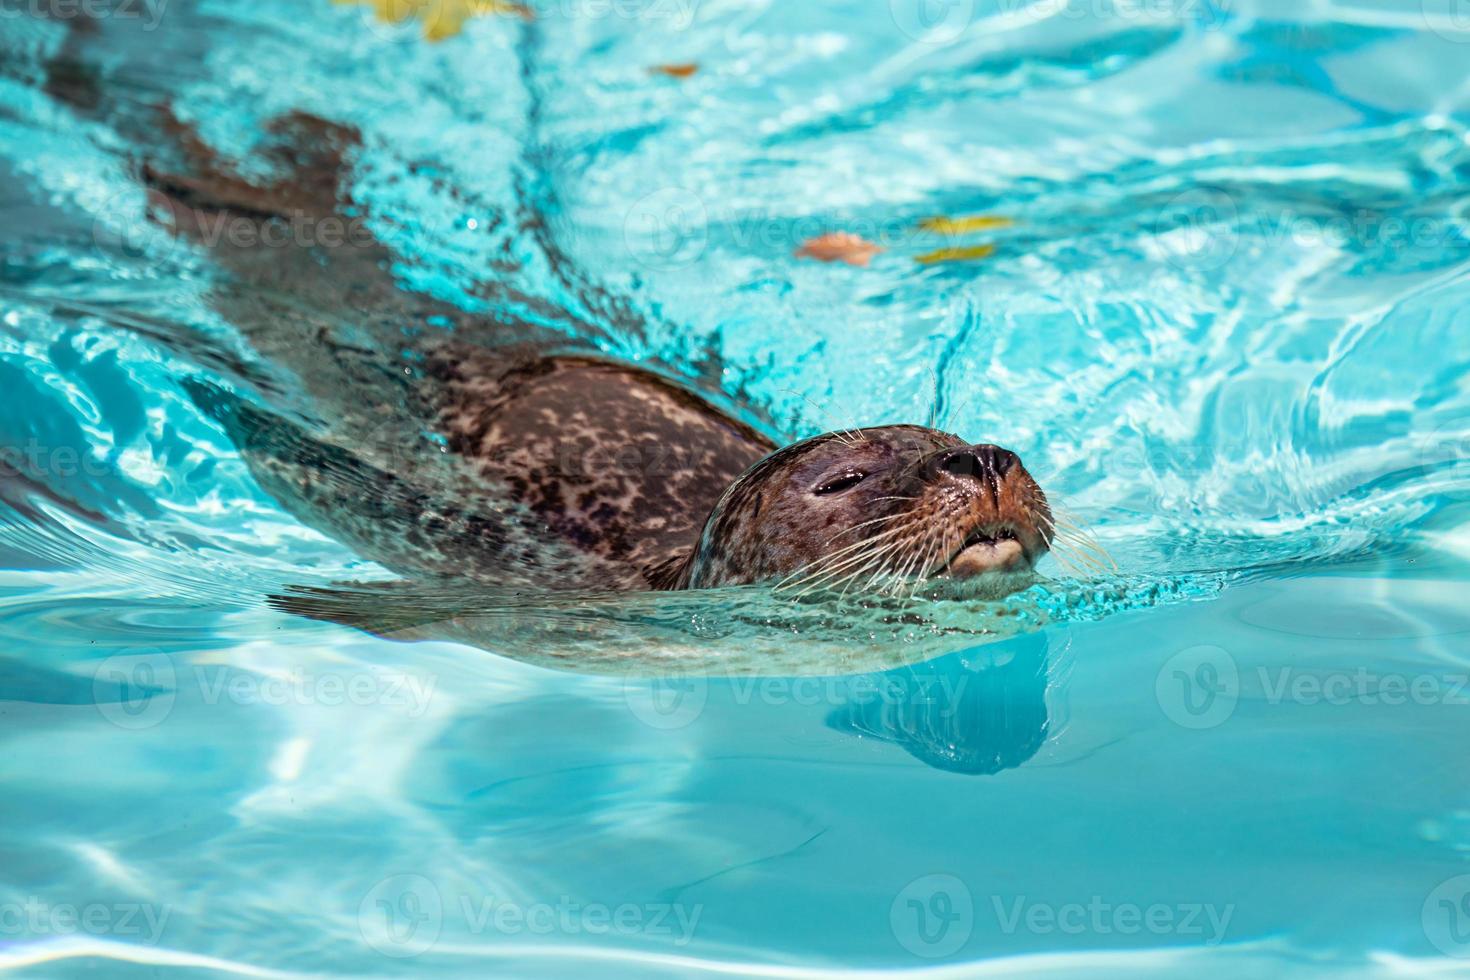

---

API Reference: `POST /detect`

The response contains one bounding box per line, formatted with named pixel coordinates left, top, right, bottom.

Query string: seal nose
left=928, top=444, right=1018, bottom=482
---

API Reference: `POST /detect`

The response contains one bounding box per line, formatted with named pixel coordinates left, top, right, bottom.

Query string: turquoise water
left=4, top=0, right=1470, bottom=975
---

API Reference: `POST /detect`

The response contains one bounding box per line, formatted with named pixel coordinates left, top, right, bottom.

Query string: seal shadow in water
left=828, top=629, right=1056, bottom=775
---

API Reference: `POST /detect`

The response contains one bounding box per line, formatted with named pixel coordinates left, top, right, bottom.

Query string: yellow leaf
left=914, top=244, right=996, bottom=265
left=338, top=0, right=532, bottom=42
left=917, top=214, right=1014, bottom=234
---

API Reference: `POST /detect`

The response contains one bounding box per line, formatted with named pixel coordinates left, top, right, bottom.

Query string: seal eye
left=813, top=471, right=866, bottom=496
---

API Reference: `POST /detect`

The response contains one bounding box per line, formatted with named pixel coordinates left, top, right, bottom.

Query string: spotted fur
left=143, top=109, right=1051, bottom=595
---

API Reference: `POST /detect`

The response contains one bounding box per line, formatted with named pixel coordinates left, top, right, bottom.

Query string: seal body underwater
left=140, top=111, right=1052, bottom=595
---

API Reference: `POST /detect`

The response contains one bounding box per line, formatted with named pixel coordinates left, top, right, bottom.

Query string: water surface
left=2, top=0, right=1470, bottom=975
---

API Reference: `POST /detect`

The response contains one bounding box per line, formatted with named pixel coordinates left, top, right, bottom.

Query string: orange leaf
left=795, top=233, right=883, bottom=268
left=650, top=63, right=699, bottom=79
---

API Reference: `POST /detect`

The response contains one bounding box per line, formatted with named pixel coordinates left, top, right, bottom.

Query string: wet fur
left=140, top=111, right=1049, bottom=595
left=143, top=109, right=776, bottom=591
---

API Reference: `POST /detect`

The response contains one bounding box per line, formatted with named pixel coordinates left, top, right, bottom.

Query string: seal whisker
left=861, top=540, right=912, bottom=594
left=786, top=536, right=909, bottom=594
left=1049, top=547, right=1102, bottom=578
left=887, top=538, right=928, bottom=597
left=914, top=524, right=951, bottom=595
left=1040, top=514, right=1117, bottom=572
left=858, top=531, right=920, bottom=595
left=777, top=533, right=908, bottom=594
left=885, top=526, right=937, bottom=595
left=825, top=511, right=909, bottom=543
left=774, top=389, right=865, bottom=447
left=1046, top=549, right=1083, bottom=577
left=787, top=525, right=911, bottom=579
left=808, top=529, right=915, bottom=587
left=1053, top=529, right=1113, bottom=561
left=1044, top=536, right=1111, bottom=577
left=792, top=551, right=895, bottom=598
left=1047, top=506, right=1116, bottom=555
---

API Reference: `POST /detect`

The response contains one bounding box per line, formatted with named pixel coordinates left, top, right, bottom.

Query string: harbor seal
left=678, top=425, right=1051, bottom=591
left=139, top=110, right=1053, bottom=596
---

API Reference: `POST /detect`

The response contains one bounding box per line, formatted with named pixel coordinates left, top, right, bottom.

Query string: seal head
left=677, top=425, right=1052, bottom=591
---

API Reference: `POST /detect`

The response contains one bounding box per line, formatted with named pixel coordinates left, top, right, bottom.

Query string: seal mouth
left=941, top=522, right=1031, bottom=577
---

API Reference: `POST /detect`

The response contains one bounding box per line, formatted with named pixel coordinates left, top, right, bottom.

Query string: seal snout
left=915, top=441, right=1049, bottom=579
left=925, top=444, right=1019, bottom=483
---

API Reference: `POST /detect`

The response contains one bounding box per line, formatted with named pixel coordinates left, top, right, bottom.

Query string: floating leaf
left=650, top=63, right=699, bottom=79
left=795, top=232, right=883, bottom=268
left=336, top=0, right=533, bottom=42
left=917, top=214, right=1014, bottom=234
left=915, top=243, right=996, bottom=265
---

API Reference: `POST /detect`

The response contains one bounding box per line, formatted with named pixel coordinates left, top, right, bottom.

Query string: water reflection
left=829, top=630, right=1055, bottom=775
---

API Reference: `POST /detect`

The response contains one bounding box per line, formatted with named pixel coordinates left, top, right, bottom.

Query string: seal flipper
left=140, top=107, right=598, bottom=360
left=183, top=378, right=535, bottom=585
